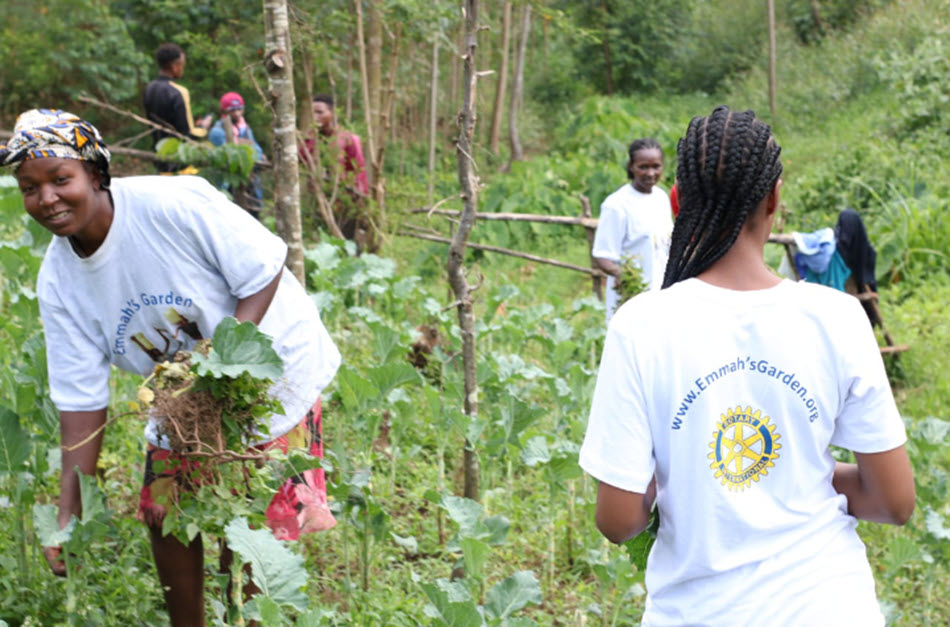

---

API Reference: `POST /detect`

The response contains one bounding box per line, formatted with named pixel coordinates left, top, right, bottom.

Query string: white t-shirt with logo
left=591, top=183, right=672, bottom=323
left=579, top=279, right=906, bottom=626
left=37, top=175, right=341, bottom=445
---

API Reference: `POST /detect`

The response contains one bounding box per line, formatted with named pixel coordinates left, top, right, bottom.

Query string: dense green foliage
left=1, top=0, right=950, bottom=624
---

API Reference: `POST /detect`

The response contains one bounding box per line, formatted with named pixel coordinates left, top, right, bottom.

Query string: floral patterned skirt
left=138, top=398, right=336, bottom=540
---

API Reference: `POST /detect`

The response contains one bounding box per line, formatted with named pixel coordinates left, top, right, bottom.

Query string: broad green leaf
left=391, top=532, right=419, bottom=555
left=77, top=470, right=108, bottom=524
left=371, top=324, right=402, bottom=363
left=366, top=363, right=421, bottom=399
left=0, top=407, right=30, bottom=471
left=421, top=580, right=484, bottom=627
left=915, top=417, right=950, bottom=444
left=442, top=496, right=483, bottom=536
left=521, top=436, right=550, bottom=467
left=33, top=504, right=75, bottom=547
left=884, top=535, right=922, bottom=573
left=460, top=537, right=490, bottom=580
left=483, top=515, right=511, bottom=546
left=484, top=571, right=542, bottom=620
left=547, top=455, right=583, bottom=483
left=304, top=241, right=341, bottom=271
left=335, top=366, right=379, bottom=413
left=224, top=517, right=309, bottom=611
left=155, top=137, right=182, bottom=158
left=360, top=254, right=396, bottom=280
left=925, top=509, right=950, bottom=540
left=192, top=317, right=283, bottom=380
left=252, top=597, right=286, bottom=626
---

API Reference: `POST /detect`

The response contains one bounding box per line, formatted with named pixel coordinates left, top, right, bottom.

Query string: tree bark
left=354, top=0, right=378, bottom=194
left=448, top=0, right=481, bottom=502
left=508, top=3, right=530, bottom=165
left=263, top=0, right=305, bottom=282
left=488, top=1, right=512, bottom=155
left=367, top=0, right=384, bottom=139
left=428, top=39, right=440, bottom=205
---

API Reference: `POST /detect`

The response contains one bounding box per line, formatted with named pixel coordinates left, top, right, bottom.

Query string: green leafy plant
left=613, top=256, right=648, bottom=310
left=155, top=137, right=257, bottom=192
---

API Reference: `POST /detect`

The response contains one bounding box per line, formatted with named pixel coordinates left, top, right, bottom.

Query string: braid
left=663, top=106, right=782, bottom=288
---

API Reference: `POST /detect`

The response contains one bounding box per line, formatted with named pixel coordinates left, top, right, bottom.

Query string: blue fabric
left=793, top=227, right=836, bottom=276
left=208, top=121, right=263, bottom=161
left=804, top=249, right=852, bottom=291
left=208, top=120, right=263, bottom=207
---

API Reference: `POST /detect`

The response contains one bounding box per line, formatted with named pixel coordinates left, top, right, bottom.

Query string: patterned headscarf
left=0, top=108, right=111, bottom=186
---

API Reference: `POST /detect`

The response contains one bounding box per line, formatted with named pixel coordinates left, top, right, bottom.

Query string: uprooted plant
left=614, top=255, right=648, bottom=311
left=140, top=316, right=284, bottom=463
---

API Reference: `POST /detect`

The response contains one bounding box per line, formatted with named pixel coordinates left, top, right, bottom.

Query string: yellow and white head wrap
left=0, top=108, right=111, bottom=185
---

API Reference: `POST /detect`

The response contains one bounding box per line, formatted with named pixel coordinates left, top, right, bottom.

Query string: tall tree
left=448, top=0, right=481, bottom=501
left=507, top=2, right=530, bottom=165
left=428, top=39, right=440, bottom=205
left=367, top=0, right=384, bottom=138
left=263, top=0, right=305, bottom=282
left=488, top=0, right=512, bottom=155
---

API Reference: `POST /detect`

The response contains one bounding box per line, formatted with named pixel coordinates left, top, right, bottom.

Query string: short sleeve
left=830, top=300, right=906, bottom=453
left=171, top=178, right=287, bottom=299
left=592, top=200, right=625, bottom=262
left=579, top=321, right=655, bottom=493
left=39, top=289, right=111, bottom=412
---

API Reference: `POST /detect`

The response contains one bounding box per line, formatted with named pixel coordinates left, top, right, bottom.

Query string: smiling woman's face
left=16, top=158, right=111, bottom=252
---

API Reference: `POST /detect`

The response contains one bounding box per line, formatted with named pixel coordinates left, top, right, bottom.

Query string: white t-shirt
left=579, top=279, right=906, bottom=626
left=37, top=175, right=341, bottom=445
left=591, top=183, right=672, bottom=323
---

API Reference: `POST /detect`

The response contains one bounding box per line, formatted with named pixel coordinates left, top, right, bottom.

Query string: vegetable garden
left=2, top=0, right=950, bottom=625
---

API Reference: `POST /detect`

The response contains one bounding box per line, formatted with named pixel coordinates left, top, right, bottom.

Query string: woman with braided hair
left=579, top=106, right=914, bottom=625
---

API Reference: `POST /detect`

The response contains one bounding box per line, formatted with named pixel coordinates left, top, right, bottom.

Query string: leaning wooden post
left=447, top=0, right=480, bottom=502
left=263, top=0, right=305, bottom=282
left=579, top=194, right=603, bottom=300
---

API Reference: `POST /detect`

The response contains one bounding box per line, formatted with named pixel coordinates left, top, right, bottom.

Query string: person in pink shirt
left=301, top=94, right=375, bottom=250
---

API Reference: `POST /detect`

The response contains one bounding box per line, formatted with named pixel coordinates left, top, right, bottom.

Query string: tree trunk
left=601, top=0, right=614, bottom=94
left=367, top=0, right=384, bottom=140
left=263, top=0, right=305, bottom=282
left=448, top=0, right=481, bottom=502
left=345, top=31, right=354, bottom=123
left=508, top=3, right=530, bottom=165
left=767, top=0, right=777, bottom=119
left=354, top=0, right=377, bottom=193
left=488, top=0, right=512, bottom=155
left=428, top=39, right=440, bottom=205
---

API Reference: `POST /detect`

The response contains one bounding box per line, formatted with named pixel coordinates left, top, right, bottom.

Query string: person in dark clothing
left=835, top=208, right=877, bottom=293
left=143, top=43, right=211, bottom=172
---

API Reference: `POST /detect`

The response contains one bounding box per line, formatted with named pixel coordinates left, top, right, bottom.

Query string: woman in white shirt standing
left=580, top=106, right=914, bottom=626
left=591, top=137, right=673, bottom=324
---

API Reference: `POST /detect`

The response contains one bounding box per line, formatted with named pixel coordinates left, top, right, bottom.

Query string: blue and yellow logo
left=708, top=405, right=781, bottom=491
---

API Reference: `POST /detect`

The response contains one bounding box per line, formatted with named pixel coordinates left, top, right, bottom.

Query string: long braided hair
left=662, top=106, right=782, bottom=288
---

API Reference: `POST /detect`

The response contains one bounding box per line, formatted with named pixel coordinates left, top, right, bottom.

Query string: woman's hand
left=43, top=545, right=67, bottom=577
